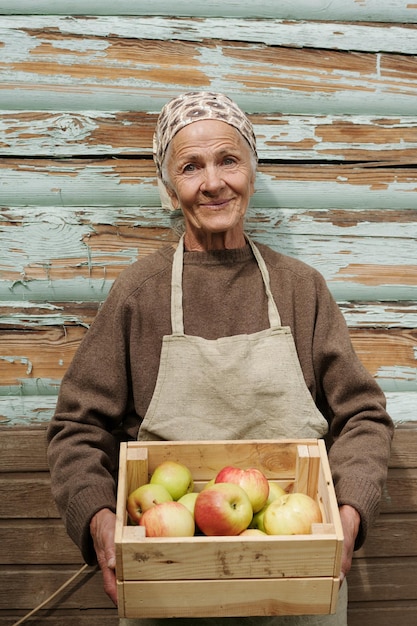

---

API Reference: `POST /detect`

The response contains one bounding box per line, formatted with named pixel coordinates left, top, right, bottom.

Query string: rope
left=11, top=563, right=90, bottom=626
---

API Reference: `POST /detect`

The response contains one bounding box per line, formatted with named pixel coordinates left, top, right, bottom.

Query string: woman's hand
left=90, top=508, right=118, bottom=605
left=338, top=504, right=361, bottom=584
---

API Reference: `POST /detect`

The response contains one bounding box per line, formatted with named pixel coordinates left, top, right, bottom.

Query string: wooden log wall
left=0, top=1, right=416, bottom=624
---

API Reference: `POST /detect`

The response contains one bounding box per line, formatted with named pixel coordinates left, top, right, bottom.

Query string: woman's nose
left=201, top=165, right=223, bottom=192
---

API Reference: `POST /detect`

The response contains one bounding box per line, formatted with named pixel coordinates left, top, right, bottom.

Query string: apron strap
left=171, top=233, right=282, bottom=335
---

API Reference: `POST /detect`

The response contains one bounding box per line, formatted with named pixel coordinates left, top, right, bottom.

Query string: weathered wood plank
left=0, top=326, right=416, bottom=389
left=2, top=205, right=416, bottom=301
left=1, top=301, right=416, bottom=330
left=0, top=466, right=415, bottom=519
left=0, top=520, right=81, bottom=564
left=2, top=161, right=416, bottom=209
left=353, top=513, right=417, bottom=559
left=348, top=557, right=417, bottom=602
left=1, top=34, right=417, bottom=113
left=2, top=420, right=414, bottom=471
left=1, top=0, right=416, bottom=22
left=0, top=512, right=414, bottom=565
left=1, top=16, right=417, bottom=54
left=0, top=613, right=119, bottom=626
left=2, top=111, right=417, bottom=162
left=0, top=473, right=60, bottom=518
left=1, top=391, right=414, bottom=428
left=348, top=601, right=417, bottom=626
left=0, top=566, right=114, bottom=610
left=0, top=427, right=48, bottom=471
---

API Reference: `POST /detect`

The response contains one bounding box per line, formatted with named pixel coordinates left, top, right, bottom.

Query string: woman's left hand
left=338, top=504, right=361, bottom=584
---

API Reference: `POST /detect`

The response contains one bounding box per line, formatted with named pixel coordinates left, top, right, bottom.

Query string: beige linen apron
left=122, top=236, right=347, bottom=625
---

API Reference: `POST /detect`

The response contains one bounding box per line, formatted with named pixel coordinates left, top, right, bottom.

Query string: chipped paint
left=2, top=1, right=417, bottom=22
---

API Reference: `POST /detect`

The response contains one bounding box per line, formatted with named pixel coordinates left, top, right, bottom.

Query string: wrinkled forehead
left=153, top=91, right=257, bottom=176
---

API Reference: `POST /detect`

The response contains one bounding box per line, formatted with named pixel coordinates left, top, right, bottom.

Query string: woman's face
left=165, top=119, right=256, bottom=249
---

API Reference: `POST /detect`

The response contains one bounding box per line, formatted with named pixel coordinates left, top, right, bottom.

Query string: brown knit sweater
left=47, top=241, right=393, bottom=564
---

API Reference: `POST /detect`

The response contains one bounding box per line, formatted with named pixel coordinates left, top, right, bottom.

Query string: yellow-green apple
left=263, top=492, right=322, bottom=535
left=139, top=501, right=195, bottom=537
left=214, top=466, right=269, bottom=513
left=127, top=483, right=173, bottom=524
left=150, top=460, right=194, bottom=500
left=177, top=491, right=199, bottom=517
left=194, top=483, right=253, bottom=536
left=249, top=481, right=286, bottom=532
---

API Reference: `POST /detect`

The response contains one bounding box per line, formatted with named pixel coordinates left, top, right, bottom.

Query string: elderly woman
left=47, top=92, right=393, bottom=626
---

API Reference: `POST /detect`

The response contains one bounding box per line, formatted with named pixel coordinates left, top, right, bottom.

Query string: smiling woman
left=46, top=90, right=393, bottom=626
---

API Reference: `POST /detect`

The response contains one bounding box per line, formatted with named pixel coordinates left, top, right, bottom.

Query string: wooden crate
left=115, top=439, right=343, bottom=619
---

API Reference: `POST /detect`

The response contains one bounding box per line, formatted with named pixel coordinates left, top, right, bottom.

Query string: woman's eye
left=183, top=163, right=196, bottom=173
left=223, top=157, right=236, bottom=166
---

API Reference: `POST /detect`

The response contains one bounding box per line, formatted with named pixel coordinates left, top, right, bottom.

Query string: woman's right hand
left=90, top=508, right=118, bottom=605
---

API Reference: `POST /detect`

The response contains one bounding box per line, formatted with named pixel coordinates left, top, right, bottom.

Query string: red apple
left=215, top=466, right=269, bottom=513
left=194, top=483, right=253, bottom=536
left=263, top=492, right=322, bottom=535
left=150, top=460, right=194, bottom=500
left=127, top=482, right=173, bottom=524
left=139, top=501, right=195, bottom=537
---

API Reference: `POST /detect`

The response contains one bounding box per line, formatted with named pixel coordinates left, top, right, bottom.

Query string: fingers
left=90, top=508, right=118, bottom=605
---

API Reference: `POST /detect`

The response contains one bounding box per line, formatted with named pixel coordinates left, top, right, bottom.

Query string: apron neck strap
left=171, top=234, right=282, bottom=335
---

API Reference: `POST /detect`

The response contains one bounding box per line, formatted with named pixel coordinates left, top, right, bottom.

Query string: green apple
left=127, top=482, right=173, bottom=525
left=150, top=460, right=194, bottom=500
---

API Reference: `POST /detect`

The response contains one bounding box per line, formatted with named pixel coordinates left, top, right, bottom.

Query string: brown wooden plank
left=353, top=513, right=417, bottom=558
left=380, top=468, right=417, bottom=514
left=348, top=600, right=417, bottom=626
left=1, top=426, right=414, bottom=473
left=389, top=427, right=417, bottom=468
left=0, top=612, right=119, bottom=626
left=0, top=520, right=81, bottom=564
left=1, top=466, right=415, bottom=520
left=0, top=566, right=115, bottom=611
left=0, top=473, right=59, bottom=519
left=0, top=427, right=48, bottom=472
left=348, top=557, right=417, bottom=602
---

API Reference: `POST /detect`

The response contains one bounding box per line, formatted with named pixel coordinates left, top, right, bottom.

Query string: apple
left=215, top=466, right=269, bottom=513
left=240, top=528, right=267, bottom=536
left=202, top=477, right=215, bottom=490
left=150, top=460, right=194, bottom=500
left=268, top=481, right=286, bottom=502
left=263, top=492, right=322, bottom=535
left=249, top=481, right=287, bottom=531
left=177, top=491, right=199, bottom=517
left=194, top=482, right=253, bottom=536
left=127, top=483, right=173, bottom=524
left=139, top=501, right=195, bottom=537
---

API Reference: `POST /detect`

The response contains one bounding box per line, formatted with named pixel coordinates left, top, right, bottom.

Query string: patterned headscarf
left=153, top=91, right=258, bottom=184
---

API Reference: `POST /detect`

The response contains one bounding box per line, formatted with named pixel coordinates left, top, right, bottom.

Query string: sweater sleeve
left=311, top=274, right=394, bottom=548
left=47, top=282, right=133, bottom=564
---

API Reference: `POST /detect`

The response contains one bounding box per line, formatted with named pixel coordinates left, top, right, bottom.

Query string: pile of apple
left=127, top=460, right=322, bottom=538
